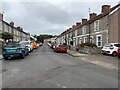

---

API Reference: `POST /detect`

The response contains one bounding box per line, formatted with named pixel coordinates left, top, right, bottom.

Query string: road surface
left=2, top=43, right=118, bottom=88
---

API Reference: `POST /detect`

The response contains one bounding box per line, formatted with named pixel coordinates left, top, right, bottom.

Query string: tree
left=37, top=34, right=57, bottom=43
left=2, top=32, right=13, bottom=42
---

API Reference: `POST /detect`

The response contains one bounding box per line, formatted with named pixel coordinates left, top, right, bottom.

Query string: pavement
left=67, top=49, right=118, bottom=70
left=2, top=43, right=118, bottom=88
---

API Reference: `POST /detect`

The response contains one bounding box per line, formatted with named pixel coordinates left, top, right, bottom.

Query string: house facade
left=0, top=13, right=3, bottom=54
left=1, top=13, right=30, bottom=42
left=56, top=4, right=120, bottom=48
left=108, top=4, right=120, bottom=43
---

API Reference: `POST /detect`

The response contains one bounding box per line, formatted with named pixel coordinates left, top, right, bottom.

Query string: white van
left=19, top=41, right=33, bottom=52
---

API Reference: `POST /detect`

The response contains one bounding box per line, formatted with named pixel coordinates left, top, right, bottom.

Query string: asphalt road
left=2, top=43, right=118, bottom=88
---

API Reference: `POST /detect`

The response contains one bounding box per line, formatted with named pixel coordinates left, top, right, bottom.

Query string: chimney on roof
left=0, top=13, right=3, bottom=20
left=89, top=13, right=97, bottom=19
left=17, top=26, right=20, bottom=30
left=72, top=25, right=76, bottom=28
left=82, top=19, right=87, bottom=24
left=10, top=22, right=14, bottom=27
left=17, top=26, right=23, bottom=32
left=101, top=5, right=111, bottom=13
left=76, top=22, right=81, bottom=26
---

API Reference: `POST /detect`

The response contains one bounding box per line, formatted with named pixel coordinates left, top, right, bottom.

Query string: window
left=9, top=26, right=12, bottom=33
left=13, top=29, right=16, bottom=35
left=94, top=20, right=99, bottom=31
left=90, top=36, right=94, bottom=43
left=4, top=24, right=8, bottom=32
left=82, top=26, right=86, bottom=35
left=84, top=37, right=87, bottom=43
left=114, top=44, right=120, bottom=47
left=96, top=35, right=102, bottom=47
left=79, top=38, right=82, bottom=44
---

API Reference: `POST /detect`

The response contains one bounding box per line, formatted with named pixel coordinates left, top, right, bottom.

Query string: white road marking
left=57, top=84, right=61, bottom=86
left=62, top=86, right=67, bottom=88
left=83, top=83, right=86, bottom=86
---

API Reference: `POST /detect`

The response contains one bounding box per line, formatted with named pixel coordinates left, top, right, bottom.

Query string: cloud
left=1, top=0, right=119, bottom=35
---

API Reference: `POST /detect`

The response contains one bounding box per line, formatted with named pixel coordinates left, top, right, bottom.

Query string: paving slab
left=67, top=49, right=118, bottom=70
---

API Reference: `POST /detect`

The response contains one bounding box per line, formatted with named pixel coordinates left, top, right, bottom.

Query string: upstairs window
left=82, top=26, right=86, bottom=35
left=94, top=20, right=99, bottom=31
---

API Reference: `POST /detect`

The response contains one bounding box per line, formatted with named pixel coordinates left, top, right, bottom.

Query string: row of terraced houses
left=56, top=4, right=120, bottom=48
left=0, top=13, right=31, bottom=43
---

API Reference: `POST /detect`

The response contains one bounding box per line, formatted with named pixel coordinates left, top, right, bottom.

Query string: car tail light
left=118, top=49, right=120, bottom=52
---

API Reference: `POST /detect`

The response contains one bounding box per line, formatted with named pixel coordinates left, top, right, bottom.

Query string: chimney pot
left=76, top=22, right=81, bottom=26
left=82, top=19, right=87, bottom=24
left=72, top=25, right=76, bottom=28
left=102, top=5, right=111, bottom=13
left=10, top=22, right=14, bottom=27
left=89, top=13, right=97, bottom=19
left=0, top=13, right=3, bottom=20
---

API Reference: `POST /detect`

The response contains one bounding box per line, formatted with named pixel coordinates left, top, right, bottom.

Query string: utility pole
left=88, top=8, right=91, bottom=43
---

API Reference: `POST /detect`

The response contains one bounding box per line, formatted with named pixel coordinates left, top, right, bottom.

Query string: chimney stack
left=0, top=13, right=3, bottom=20
left=17, top=26, right=21, bottom=30
left=89, top=13, right=97, bottom=19
left=76, top=22, right=81, bottom=26
left=101, top=5, right=111, bottom=13
left=10, top=22, right=14, bottom=27
left=82, top=19, right=87, bottom=24
left=72, top=25, right=76, bottom=28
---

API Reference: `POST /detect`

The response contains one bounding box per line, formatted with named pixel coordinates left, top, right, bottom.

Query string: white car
left=102, top=43, right=120, bottom=56
left=19, top=41, right=33, bottom=52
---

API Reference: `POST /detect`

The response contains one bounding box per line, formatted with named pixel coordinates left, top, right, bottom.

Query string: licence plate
left=7, top=50, right=16, bottom=52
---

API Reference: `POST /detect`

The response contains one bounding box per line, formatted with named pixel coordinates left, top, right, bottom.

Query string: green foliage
left=37, top=34, right=57, bottom=43
left=2, top=32, right=13, bottom=42
left=79, top=42, right=97, bottom=47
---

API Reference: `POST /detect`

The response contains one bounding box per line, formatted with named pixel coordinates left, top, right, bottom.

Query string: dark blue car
left=2, top=43, right=29, bottom=60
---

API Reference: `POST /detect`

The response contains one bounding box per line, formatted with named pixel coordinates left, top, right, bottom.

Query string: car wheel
left=112, top=52, right=117, bottom=56
left=4, top=57, right=8, bottom=60
left=21, top=53, right=25, bottom=59
left=118, top=55, right=120, bottom=58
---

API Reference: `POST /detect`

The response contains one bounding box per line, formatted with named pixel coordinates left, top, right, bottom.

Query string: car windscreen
left=5, top=44, right=20, bottom=48
left=114, top=44, right=120, bottom=47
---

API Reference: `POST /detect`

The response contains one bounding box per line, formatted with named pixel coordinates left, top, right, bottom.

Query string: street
left=2, top=43, right=118, bottom=88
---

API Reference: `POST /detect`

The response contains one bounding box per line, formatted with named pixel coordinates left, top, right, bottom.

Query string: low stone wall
left=77, top=46, right=102, bottom=55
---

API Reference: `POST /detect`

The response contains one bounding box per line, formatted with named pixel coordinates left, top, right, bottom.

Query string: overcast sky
left=0, top=0, right=119, bottom=35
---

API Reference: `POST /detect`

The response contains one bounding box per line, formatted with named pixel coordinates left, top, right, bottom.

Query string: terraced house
left=0, top=13, right=30, bottom=43
left=0, top=13, right=3, bottom=54
left=56, top=3, right=120, bottom=48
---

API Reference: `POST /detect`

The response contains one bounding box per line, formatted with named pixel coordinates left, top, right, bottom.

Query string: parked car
left=32, top=41, right=37, bottom=49
left=39, top=43, right=43, bottom=46
left=117, top=48, right=120, bottom=57
left=102, top=43, right=120, bottom=56
left=19, top=41, right=33, bottom=52
left=2, top=43, right=29, bottom=60
left=54, top=44, right=68, bottom=53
